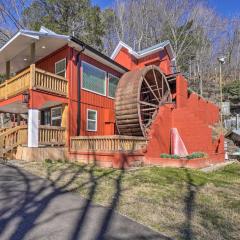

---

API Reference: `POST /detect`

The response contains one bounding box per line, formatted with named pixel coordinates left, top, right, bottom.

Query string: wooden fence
left=70, top=135, right=147, bottom=152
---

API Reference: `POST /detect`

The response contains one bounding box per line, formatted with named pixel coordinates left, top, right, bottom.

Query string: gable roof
left=111, top=40, right=176, bottom=65
left=0, top=27, right=127, bottom=74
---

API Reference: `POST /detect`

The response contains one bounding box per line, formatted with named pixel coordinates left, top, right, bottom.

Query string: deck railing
left=0, top=125, right=28, bottom=150
left=0, top=68, right=31, bottom=100
left=39, top=126, right=66, bottom=146
left=0, top=128, right=9, bottom=135
left=34, top=68, right=68, bottom=96
left=70, top=135, right=147, bottom=152
left=0, top=64, right=68, bottom=100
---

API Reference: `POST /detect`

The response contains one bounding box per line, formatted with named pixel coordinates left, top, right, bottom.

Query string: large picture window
left=55, top=59, right=66, bottom=77
left=51, top=107, right=62, bottom=126
left=108, top=74, right=119, bottom=98
left=87, top=109, right=97, bottom=131
left=82, top=62, right=106, bottom=95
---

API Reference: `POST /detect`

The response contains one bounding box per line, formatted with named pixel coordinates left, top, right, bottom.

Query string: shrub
left=160, top=153, right=180, bottom=159
left=172, top=154, right=181, bottom=159
left=44, top=159, right=52, bottom=164
left=186, top=152, right=206, bottom=160
left=160, top=153, right=172, bottom=158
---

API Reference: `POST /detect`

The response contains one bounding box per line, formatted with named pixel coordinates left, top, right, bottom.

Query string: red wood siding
left=36, top=46, right=68, bottom=74
left=114, top=47, right=172, bottom=75
left=33, top=45, right=121, bottom=137
left=66, top=49, right=122, bottom=138
left=79, top=53, right=120, bottom=136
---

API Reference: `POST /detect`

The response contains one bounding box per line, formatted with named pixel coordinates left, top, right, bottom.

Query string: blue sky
left=208, top=0, right=240, bottom=17
left=92, top=0, right=240, bottom=17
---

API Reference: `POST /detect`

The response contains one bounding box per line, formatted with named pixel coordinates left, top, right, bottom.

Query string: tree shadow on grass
left=179, top=167, right=237, bottom=240
left=0, top=152, right=167, bottom=239
left=180, top=169, right=199, bottom=240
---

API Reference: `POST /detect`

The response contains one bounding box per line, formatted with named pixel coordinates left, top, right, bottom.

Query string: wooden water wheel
left=115, top=65, right=172, bottom=137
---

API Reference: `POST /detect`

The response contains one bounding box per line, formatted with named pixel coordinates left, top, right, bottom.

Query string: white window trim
left=55, top=58, right=66, bottom=77
left=87, top=109, right=97, bottom=132
left=51, top=106, right=62, bottom=126
left=108, top=73, right=119, bottom=99
left=81, top=61, right=107, bottom=96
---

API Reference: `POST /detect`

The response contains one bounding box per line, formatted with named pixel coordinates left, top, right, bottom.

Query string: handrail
left=39, top=125, right=66, bottom=146
left=70, top=135, right=147, bottom=152
left=0, top=125, right=28, bottom=151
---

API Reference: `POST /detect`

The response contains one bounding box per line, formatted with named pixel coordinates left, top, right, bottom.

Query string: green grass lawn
left=15, top=160, right=240, bottom=240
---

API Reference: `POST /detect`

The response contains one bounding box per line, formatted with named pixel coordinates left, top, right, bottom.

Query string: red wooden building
left=0, top=27, right=224, bottom=168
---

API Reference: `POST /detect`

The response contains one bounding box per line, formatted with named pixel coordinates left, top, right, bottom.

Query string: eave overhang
left=0, top=27, right=128, bottom=75
left=111, top=40, right=176, bottom=67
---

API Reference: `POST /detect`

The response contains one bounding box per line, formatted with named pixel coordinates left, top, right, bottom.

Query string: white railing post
left=28, top=109, right=39, bottom=147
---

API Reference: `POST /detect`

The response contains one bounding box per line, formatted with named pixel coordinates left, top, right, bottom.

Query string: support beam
left=6, top=61, right=10, bottom=80
left=28, top=109, right=39, bottom=147
left=30, top=42, right=36, bottom=64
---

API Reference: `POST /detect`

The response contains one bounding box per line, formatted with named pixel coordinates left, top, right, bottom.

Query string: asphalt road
left=0, top=163, right=170, bottom=240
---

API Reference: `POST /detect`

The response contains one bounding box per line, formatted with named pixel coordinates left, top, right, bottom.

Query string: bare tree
left=0, top=0, right=27, bottom=46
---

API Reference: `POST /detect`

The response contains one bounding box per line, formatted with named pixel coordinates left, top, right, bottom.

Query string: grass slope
left=15, top=160, right=240, bottom=240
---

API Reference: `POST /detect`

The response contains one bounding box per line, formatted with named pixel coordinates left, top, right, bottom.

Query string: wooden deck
left=0, top=64, right=68, bottom=100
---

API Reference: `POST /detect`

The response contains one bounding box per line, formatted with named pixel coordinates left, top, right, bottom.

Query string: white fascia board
left=110, top=41, right=134, bottom=59
left=39, top=26, right=56, bottom=34
left=111, top=40, right=175, bottom=61
left=20, top=32, right=39, bottom=40
left=0, top=31, right=40, bottom=55
left=137, top=46, right=164, bottom=58
left=0, top=31, right=39, bottom=53
left=0, top=32, right=22, bottom=52
left=21, top=29, right=70, bottom=40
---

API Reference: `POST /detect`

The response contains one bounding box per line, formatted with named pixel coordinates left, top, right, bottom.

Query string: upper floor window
left=82, top=62, right=106, bottom=95
left=108, top=74, right=119, bottom=98
left=55, top=59, right=66, bottom=77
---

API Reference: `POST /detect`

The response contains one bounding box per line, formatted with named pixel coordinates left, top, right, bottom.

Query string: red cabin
left=0, top=27, right=224, bottom=168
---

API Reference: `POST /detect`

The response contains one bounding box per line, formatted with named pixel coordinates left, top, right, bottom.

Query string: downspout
left=76, top=44, right=86, bottom=136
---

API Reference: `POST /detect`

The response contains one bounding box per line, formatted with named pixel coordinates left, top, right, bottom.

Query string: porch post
left=6, top=61, right=10, bottom=79
left=28, top=109, right=39, bottom=147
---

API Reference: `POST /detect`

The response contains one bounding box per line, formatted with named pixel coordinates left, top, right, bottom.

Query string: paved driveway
left=0, top=163, right=170, bottom=240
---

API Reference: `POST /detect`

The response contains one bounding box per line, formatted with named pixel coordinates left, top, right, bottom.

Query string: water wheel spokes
left=115, top=65, right=172, bottom=137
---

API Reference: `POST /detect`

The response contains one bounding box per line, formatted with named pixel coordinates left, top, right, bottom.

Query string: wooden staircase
left=0, top=126, right=28, bottom=159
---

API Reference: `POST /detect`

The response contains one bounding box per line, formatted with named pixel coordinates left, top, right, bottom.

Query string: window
left=55, top=59, right=66, bottom=77
left=108, top=74, right=119, bottom=98
left=82, top=62, right=106, bottom=95
left=87, top=109, right=97, bottom=131
left=51, top=107, right=62, bottom=126
left=41, top=110, right=51, bottom=125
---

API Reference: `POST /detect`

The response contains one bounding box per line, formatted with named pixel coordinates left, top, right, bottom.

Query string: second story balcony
left=0, top=64, right=68, bottom=101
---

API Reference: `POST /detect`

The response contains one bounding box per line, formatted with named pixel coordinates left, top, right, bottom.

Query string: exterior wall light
left=22, top=91, right=30, bottom=104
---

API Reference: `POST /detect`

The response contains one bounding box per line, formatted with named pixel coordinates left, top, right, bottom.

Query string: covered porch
left=0, top=97, right=67, bottom=151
